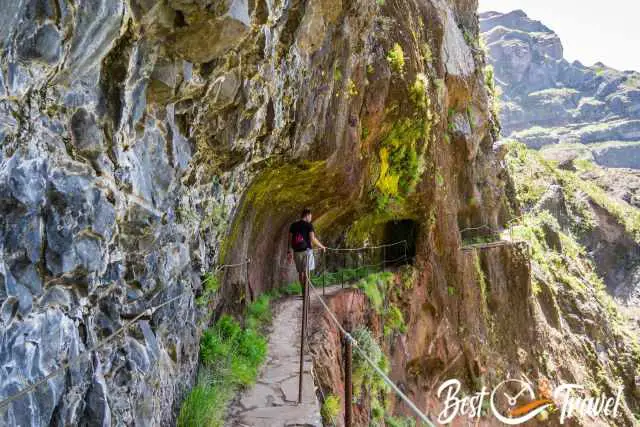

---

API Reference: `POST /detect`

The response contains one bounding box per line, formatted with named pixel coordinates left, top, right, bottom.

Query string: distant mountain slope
left=480, top=10, right=640, bottom=168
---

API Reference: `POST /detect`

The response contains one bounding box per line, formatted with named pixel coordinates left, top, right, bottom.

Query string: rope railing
left=320, top=240, right=408, bottom=252
left=459, top=216, right=531, bottom=250
left=0, top=293, right=184, bottom=411
left=0, top=258, right=252, bottom=413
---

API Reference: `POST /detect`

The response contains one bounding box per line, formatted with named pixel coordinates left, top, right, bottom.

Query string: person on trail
left=287, top=208, right=326, bottom=287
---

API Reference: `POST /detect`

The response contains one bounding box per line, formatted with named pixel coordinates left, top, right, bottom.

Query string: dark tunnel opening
left=383, top=219, right=418, bottom=265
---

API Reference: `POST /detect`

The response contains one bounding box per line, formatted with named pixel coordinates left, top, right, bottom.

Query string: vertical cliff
left=0, top=0, right=506, bottom=424
left=4, top=1, right=637, bottom=426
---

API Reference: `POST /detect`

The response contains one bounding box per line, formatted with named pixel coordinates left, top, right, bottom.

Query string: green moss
left=386, top=43, right=405, bottom=74
left=357, top=272, right=393, bottom=312
left=220, top=161, right=341, bottom=263
left=386, top=415, right=416, bottom=427
left=351, top=327, right=390, bottom=411
left=333, top=66, right=342, bottom=82
left=383, top=304, right=407, bottom=336
left=374, top=117, right=429, bottom=210
left=321, top=394, right=341, bottom=425
left=409, top=74, right=429, bottom=111
left=196, top=272, right=221, bottom=307
left=347, top=78, right=358, bottom=97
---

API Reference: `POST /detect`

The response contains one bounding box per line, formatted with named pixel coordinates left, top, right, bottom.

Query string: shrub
left=386, top=415, right=417, bottom=427
left=196, top=272, right=220, bottom=306
left=383, top=305, right=407, bottom=336
left=281, top=281, right=302, bottom=295
left=387, top=43, right=405, bottom=74
left=246, top=294, right=272, bottom=329
left=321, top=394, right=341, bottom=425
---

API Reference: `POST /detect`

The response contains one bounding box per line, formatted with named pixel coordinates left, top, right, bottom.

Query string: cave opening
left=383, top=219, right=418, bottom=265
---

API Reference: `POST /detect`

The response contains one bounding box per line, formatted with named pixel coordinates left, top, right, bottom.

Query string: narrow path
left=226, top=293, right=323, bottom=427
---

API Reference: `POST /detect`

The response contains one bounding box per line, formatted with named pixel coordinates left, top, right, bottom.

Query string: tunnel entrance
left=383, top=219, right=418, bottom=265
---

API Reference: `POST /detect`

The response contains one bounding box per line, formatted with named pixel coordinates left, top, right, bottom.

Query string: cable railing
left=2, top=242, right=416, bottom=424
left=0, top=258, right=252, bottom=415
left=296, top=242, right=436, bottom=427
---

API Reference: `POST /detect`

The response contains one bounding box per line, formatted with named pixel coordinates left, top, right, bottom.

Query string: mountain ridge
left=480, top=9, right=640, bottom=168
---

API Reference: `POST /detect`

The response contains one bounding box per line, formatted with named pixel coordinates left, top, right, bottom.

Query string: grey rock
left=481, top=10, right=640, bottom=168
left=70, top=109, right=104, bottom=157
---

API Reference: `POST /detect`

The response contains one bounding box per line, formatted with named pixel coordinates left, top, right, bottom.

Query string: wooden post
left=344, top=333, right=353, bottom=427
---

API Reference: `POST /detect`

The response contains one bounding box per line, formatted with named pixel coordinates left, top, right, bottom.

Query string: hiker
left=287, top=208, right=326, bottom=286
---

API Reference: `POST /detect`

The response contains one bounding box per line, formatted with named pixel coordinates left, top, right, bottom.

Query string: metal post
left=342, top=253, right=345, bottom=288
left=322, top=250, right=326, bottom=296
left=382, top=246, right=386, bottom=272
left=298, top=258, right=310, bottom=404
left=344, top=334, right=353, bottom=427
left=245, top=258, right=253, bottom=302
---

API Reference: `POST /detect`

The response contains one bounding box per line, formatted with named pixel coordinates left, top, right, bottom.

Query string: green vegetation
left=178, top=307, right=269, bottom=426
left=311, top=266, right=376, bottom=287
left=505, top=143, right=623, bottom=318
left=386, top=43, right=405, bottom=74
left=383, top=305, right=407, bottom=336
left=196, top=272, right=221, bottom=307
left=375, top=118, right=428, bottom=210
left=180, top=282, right=307, bottom=427
left=409, top=74, right=429, bottom=111
left=351, top=327, right=390, bottom=422
left=347, top=79, right=358, bottom=97
left=507, top=140, right=640, bottom=240
left=334, top=66, right=342, bottom=82
left=473, top=252, right=489, bottom=318
left=321, top=394, right=341, bottom=425
left=385, top=415, right=417, bottom=427
left=483, top=64, right=501, bottom=123
left=355, top=272, right=407, bottom=336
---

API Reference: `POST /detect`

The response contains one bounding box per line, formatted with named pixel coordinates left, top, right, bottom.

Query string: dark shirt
left=289, top=220, right=314, bottom=252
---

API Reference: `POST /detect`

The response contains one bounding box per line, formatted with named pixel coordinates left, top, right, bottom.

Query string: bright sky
left=479, top=0, right=640, bottom=72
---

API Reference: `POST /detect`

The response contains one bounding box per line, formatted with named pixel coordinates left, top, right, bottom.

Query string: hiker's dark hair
left=301, top=208, right=312, bottom=218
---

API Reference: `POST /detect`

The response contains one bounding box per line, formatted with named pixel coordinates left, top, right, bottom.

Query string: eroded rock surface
left=481, top=10, right=640, bottom=168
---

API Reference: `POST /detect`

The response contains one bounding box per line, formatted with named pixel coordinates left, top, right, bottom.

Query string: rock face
left=480, top=10, right=640, bottom=168
left=1, top=1, right=637, bottom=426
left=0, top=0, right=504, bottom=425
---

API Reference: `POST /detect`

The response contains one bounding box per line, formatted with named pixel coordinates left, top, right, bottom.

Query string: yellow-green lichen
left=374, top=117, right=429, bottom=210
left=386, top=43, right=405, bottom=74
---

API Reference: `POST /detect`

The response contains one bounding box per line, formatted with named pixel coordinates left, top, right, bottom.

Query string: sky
left=479, top=0, right=640, bottom=72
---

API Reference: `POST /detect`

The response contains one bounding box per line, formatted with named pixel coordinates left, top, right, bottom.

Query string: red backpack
left=291, top=230, right=307, bottom=251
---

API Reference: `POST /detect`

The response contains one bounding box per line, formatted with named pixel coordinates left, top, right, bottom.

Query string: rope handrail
left=0, top=293, right=187, bottom=411
left=306, top=279, right=435, bottom=426
left=316, top=240, right=408, bottom=252
left=215, top=258, right=251, bottom=272
left=276, top=254, right=409, bottom=274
